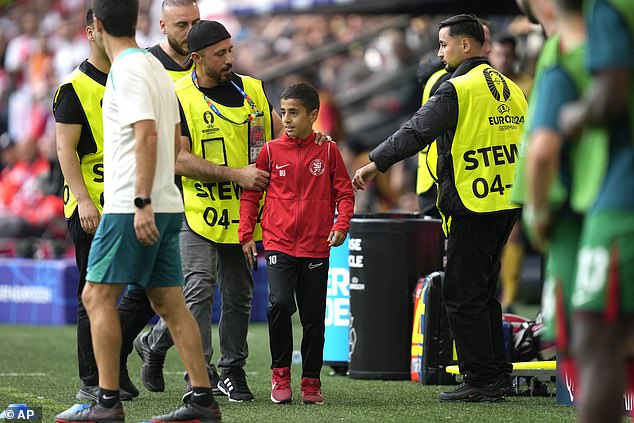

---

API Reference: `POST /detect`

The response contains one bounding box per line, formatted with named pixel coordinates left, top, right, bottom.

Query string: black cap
left=187, top=20, right=231, bottom=53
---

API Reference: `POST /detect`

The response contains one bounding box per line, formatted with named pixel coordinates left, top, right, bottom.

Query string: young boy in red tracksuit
left=239, top=83, right=354, bottom=405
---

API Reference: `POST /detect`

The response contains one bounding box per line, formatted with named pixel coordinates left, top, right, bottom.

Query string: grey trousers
left=144, top=224, right=254, bottom=369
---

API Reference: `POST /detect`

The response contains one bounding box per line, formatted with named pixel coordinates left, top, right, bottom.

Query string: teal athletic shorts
left=572, top=211, right=634, bottom=317
left=86, top=213, right=185, bottom=289
left=540, top=214, right=582, bottom=343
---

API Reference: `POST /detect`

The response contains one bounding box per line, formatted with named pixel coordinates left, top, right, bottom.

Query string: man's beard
left=167, top=34, right=189, bottom=57
left=205, top=66, right=232, bottom=85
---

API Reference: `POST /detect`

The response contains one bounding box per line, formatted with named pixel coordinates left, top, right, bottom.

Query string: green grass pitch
left=0, top=323, right=576, bottom=422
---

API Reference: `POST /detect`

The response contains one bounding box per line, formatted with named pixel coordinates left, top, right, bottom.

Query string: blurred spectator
left=3, top=10, right=38, bottom=77
left=52, top=17, right=89, bottom=82
left=0, top=131, right=15, bottom=173
left=489, top=34, right=533, bottom=95
left=136, top=12, right=162, bottom=48
left=0, top=138, right=64, bottom=241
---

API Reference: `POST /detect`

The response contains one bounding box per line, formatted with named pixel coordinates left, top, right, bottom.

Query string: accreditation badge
left=249, top=113, right=265, bottom=164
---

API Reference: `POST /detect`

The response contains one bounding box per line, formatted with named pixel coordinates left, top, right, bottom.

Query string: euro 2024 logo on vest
left=483, top=68, right=511, bottom=102
left=203, top=110, right=214, bottom=126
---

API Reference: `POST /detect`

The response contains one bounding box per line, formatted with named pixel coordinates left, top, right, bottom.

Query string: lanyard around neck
left=191, top=69, right=263, bottom=125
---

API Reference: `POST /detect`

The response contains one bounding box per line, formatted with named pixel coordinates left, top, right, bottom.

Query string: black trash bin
left=348, top=213, right=444, bottom=380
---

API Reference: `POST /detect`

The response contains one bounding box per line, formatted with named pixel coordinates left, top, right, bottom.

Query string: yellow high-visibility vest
left=165, top=64, right=192, bottom=83
left=176, top=73, right=272, bottom=243
left=449, top=64, right=527, bottom=213
left=416, top=68, right=447, bottom=194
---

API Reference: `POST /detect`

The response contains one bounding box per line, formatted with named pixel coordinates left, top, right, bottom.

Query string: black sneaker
left=134, top=332, right=166, bottom=392
left=149, top=400, right=221, bottom=422
left=75, top=384, right=135, bottom=402
left=55, top=402, right=125, bottom=422
left=182, top=366, right=225, bottom=402
left=498, top=373, right=516, bottom=396
left=217, top=367, right=254, bottom=402
left=438, top=381, right=504, bottom=402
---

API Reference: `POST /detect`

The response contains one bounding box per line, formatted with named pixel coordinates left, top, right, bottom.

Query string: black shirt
left=147, top=44, right=193, bottom=74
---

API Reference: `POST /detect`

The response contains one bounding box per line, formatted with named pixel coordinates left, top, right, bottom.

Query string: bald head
left=162, top=0, right=197, bottom=12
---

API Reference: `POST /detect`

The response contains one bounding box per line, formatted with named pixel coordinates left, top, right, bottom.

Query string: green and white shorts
left=86, top=213, right=185, bottom=290
left=572, top=211, right=634, bottom=318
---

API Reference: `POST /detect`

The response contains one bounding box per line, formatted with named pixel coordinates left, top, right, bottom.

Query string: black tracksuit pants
left=68, top=212, right=155, bottom=385
left=265, top=251, right=328, bottom=379
left=442, top=210, right=517, bottom=386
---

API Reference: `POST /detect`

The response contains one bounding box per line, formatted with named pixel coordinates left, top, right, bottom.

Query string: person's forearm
left=135, top=125, right=157, bottom=198
left=526, top=130, right=561, bottom=213
left=57, top=147, right=93, bottom=203
left=176, top=149, right=236, bottom=182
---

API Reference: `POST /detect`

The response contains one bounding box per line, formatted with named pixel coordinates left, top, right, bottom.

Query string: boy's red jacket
left=239, top=132, right=354, bottom=258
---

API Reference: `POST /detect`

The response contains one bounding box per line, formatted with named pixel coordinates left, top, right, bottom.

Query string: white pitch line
left=0, top=373, right=47, bottom=377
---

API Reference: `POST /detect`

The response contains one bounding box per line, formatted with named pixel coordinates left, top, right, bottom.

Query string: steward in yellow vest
left=353, top=14, right=527, bottom=402
left=367, top=57, right=526, bottom=234
left=54, top=62, right=106, bottom=219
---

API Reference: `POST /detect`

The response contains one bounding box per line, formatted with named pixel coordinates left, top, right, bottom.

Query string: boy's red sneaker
left=300, top=377, right=324, bottom=405
left=271, top=367, right=292, bottom=404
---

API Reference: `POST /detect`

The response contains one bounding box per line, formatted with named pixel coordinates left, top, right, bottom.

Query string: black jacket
left=369, top=57, right=493, bottom=217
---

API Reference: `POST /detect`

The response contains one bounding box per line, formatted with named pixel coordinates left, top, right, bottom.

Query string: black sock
left=190, top=386, right=213, bottom=407
left=98, top=388, right=120, bottom=408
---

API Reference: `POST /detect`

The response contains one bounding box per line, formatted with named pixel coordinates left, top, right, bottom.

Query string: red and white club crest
left=309, top=159, right=325, bottom=176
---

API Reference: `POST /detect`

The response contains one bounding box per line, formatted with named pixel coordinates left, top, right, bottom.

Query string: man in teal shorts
left=560, top=0, right=634, bottom=421
left=53, top=0, right=220, bottom=422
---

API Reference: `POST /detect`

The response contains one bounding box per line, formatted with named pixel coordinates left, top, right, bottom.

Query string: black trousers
left=68, top=212, right=155, bottom=385
left=265, top=251, right=328, bottom=379
left=442, top=210, right=517, bottom=386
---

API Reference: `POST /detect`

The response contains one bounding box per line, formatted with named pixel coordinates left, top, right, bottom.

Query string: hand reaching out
left=352, top=162, right=378, bottom=191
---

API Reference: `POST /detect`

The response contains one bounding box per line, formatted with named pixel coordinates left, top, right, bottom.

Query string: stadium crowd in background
left=0, top=0, right=545, bottom=259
